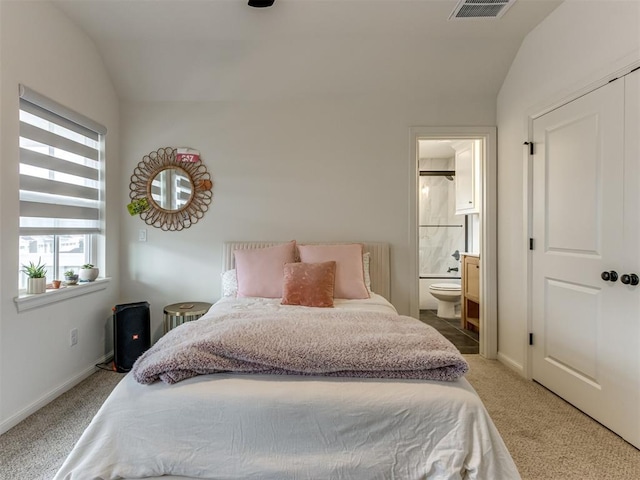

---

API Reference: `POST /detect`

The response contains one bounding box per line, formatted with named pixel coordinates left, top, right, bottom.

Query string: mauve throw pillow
left=281, top=261, right=336, bottom=307
left=298, top=243, right=370, bottom=299
left=234, top=241, right=296, bottom=298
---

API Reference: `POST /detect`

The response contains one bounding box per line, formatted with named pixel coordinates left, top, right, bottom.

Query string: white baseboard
left=0, top=351, right=113, bottom=435
left=497, top=351, right=524, bottom=376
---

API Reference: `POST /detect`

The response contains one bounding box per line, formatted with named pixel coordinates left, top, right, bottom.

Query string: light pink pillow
left=234, top=241, right=296, bottom=298
left=297, top=244, right=370, bottom=299
left=281, top=261, right=336, bottom=308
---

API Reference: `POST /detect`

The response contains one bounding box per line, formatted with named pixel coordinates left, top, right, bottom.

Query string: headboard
left=222, top=241, right=390, bottom=301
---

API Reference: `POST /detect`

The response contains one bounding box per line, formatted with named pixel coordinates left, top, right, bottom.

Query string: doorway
left=417, top=142, right=478, bottom=353
left=409, top=127, right=497, bottom=358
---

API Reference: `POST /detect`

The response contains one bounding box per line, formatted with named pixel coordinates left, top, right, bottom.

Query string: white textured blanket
left=132, top=309, right=469, bottom=384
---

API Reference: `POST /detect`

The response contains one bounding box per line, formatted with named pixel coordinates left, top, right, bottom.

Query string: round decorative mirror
left=129, top=147, right=213, bottom=231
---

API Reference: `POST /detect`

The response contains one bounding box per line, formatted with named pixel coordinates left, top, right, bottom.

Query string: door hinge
left=529, top=333, right=534, bottom=346
left=529, top=238, right=534, bottom=250
left=523, top=141, right=534, bottom=155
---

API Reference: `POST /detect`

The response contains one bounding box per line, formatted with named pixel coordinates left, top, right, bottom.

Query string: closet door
left=531, top=71, right=639, bottom=448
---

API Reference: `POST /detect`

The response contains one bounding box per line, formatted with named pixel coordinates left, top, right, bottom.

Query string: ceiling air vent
left=449, top=0, right=516, bottom=20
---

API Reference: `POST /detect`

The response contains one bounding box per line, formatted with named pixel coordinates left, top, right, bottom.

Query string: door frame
left=409, top=126, right=497, bottom=358
left=523, top=60, right=640, bottom=379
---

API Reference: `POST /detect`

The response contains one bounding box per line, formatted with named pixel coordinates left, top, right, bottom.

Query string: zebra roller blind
left=19, top=86, right=106, bottom=236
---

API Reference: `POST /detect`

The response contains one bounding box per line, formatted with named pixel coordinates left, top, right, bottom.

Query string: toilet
left=428, top=283, right=461, bottom=319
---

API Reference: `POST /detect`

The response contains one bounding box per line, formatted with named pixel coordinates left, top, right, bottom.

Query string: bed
left=53, top=241, right=520, bottom=480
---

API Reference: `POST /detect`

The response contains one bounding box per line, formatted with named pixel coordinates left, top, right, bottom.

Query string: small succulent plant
left=21, top=258, right=47, bottom=279
left=82, top=264, right=94, bottom=269
left=64, top=270, right=75, bottom=277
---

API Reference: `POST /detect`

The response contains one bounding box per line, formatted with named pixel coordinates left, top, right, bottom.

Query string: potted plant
left=79, top=263, right=99, bottom=282
left=21, top=257, right=47, bottom=294
left=64, top=269, right=79, bottom=285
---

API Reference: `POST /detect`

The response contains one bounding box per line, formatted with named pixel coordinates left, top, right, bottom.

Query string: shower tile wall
left=419, top=174, right=464, bottom=277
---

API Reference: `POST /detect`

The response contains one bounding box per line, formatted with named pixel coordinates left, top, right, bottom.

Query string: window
left=18, top=86, right=106, bottom=290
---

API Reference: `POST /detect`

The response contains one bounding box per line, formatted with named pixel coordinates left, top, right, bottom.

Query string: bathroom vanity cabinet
left=461, top=254, right=480, bottom=331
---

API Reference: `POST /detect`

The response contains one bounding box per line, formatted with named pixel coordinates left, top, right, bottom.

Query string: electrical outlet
left=138, top=229, right=147, bottom=242
left=70, top=328, right=78, bottom=347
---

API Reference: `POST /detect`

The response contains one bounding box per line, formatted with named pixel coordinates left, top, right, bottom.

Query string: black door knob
left=621, top=273, right=639, bottom=286
left=601, top=270, right=618, bottom=282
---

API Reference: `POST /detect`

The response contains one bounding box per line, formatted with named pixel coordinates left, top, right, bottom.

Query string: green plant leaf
left=21, top=257, right=47, bottom=278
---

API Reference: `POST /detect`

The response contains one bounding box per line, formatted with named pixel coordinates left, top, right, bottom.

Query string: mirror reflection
left=150, top=167, right=193, bottom=212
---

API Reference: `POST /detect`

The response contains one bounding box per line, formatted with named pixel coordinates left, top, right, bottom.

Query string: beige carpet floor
left=464, top=355, right=640, bottom=479
left=0, top=355, right=638, bottom=479
left=0, top=368, right=124, bottom=480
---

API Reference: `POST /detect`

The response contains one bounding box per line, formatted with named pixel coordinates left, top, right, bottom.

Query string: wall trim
left=529, top=58, right=640, bottom=123
left=409, top=126, right=497, bottom=359
left=0, top=351, right=113, bottom=435
left=497, top=351, right=524, bottom=375
left=14, top=278, right=111, bottom=313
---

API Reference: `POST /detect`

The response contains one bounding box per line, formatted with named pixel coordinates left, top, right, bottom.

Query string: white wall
left=496, top=0, right=640, bottom=371
left=121, top=95, right=495, bottom=338
left=0, top=1, right=120, bottom=433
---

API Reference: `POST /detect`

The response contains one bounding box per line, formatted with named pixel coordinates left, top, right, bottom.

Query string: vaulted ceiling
left=52, top=0, right=562, bottom=102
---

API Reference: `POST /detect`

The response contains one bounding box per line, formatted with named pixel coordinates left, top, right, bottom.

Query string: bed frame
left=222, top=241, right=390, bottom=301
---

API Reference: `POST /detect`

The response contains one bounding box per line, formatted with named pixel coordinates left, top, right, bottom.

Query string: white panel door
left=532, top=71, right=640, bottom=448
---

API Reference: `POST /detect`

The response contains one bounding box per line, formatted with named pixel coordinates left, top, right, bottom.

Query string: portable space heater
left=113, top=301, right=151, bottom=372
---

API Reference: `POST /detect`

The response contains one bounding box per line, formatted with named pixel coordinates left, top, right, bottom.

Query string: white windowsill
left=14, top=277, right=111, bottom=313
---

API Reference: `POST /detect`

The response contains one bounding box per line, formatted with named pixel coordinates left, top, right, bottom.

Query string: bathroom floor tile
left=419, top=310, right=479, bottom=354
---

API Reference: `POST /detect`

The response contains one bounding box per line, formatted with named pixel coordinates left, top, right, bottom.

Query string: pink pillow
left=281, top=261, right=336, bottom=308
left=234, top=241, right=296, bottom=298
left=297, top=244, right=370, bottom=299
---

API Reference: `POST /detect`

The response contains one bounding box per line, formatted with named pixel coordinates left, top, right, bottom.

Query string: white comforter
left=53, top=296, right=520, bottom=480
